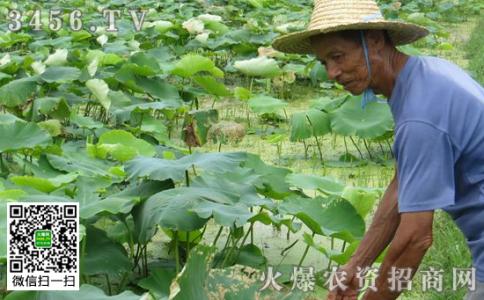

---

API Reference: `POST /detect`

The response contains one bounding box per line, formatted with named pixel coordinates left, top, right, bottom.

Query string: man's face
left=310, top=33, right=370, bottom=95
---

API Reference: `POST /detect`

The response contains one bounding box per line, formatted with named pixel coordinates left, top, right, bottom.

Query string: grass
left=465, top=15, right=484, bottom=84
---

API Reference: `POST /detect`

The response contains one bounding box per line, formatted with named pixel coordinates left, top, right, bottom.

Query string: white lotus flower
left=182, top=18, right=204, bottom=34
left=197, top=14, right=222, bottom=22
left=97, top=34, right=108, bottom=46
left=44, top=49, right=68, bottom=66
left=195, top=32, right=210, bottom=43
left=31, top=61, right=46, bottom=75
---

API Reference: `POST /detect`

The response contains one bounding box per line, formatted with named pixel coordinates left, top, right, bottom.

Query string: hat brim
left=272, top=21, right=429, bottom=54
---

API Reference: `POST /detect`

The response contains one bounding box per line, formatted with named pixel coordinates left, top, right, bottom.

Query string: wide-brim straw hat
left=272, top=0, right=429, bottom=54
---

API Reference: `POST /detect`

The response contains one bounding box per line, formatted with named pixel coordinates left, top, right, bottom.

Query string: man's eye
left=332, top=54, right=343, bottom=61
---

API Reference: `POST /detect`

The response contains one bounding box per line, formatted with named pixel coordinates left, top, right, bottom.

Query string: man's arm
left=327, top=172, right=401, bottom=299
left=362, top=211, right=434, bottom=300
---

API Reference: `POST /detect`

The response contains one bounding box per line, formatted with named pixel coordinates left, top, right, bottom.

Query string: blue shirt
left=389, top=56, right=484, bottom=282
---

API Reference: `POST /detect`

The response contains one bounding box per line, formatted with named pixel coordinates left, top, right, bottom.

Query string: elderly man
left=273, top=0, right=484, bottom=299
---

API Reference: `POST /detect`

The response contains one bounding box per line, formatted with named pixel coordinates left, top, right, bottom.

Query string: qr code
left=7, top=203, right=79, bottom=291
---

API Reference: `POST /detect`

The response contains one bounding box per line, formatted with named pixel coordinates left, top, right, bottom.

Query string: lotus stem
left=233, top=222, right=254, bottom=262
left=344, top=136, right=349, bottom=154
left=306, top=116, right=324, bottom=163
left=174, top=231, right=180, bottom=274
left=386, top=139, right=394, bottom=158
left=362, top=139, right=373, bottom=159
left=298, top=232, right=315, bottom=267
left=302, top=140, right=308, bottom=159
left=185, top=231, right=190, bottom=261
left=281, top=239, right=298, bottom=256
left=105, top=273, right=112, bottom=295
left=185, top=170, right=190, bottom=187
left=212, top=226, right=224, bottom=247
left=349, top=136, right=364, bottom=159
left=287, top=216, right=296, bottom=240
left=378, top=141, right=385, bottom=158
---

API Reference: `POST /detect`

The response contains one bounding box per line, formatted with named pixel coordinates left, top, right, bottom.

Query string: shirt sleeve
left=394, top=121, right=456, bottom=212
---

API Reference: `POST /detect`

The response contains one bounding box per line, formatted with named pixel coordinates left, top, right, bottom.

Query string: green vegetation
left=0, top=0, right=481, bottom=299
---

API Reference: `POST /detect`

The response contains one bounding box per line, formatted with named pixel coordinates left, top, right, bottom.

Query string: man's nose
left=326, top=62, right=342, bottom=81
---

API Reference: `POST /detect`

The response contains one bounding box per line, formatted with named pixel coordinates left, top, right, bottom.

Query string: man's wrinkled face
left=310, top=33, right=370, bottom=95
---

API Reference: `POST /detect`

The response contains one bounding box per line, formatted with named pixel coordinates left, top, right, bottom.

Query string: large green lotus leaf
left=193, top=75, right=231, bottom=97
left=4, top=284, right=142, bottom=300
left=290, top=109, right=331, bottom=142
left=171, top=54, right=224, bottom=78
left=341, top=187, right=381, bottom=219
left=86, top=78, right=111, bottom=111
left=329, top=96, right=394, bottom=138
left=137, top=267, right=176, bottom=300
left=10, top=173, right=78, bottom=193
left=140, top=115, right=169, bottom=143
left=134, top=77, right=180, bottom=100
left=80, top=196, right=141, bottom=219
left=248, top=95, right=287, bottom=114
left=0, top=77, right=37, bottom=107
left=278, top=196, right=365, bottom=241
left=233, top=56, right=281, bottom=78
left=96, top=130, right=156, bottom=162
left=70, top=112, right=104, bottom=129
left=38, top=119, right=62, bottom=137
left=0, top=112, right=24, bottom=124
left=32, top=97, right=70, bottom=120
left=134, top=187, right=209, bottom=240
left=242, top=153, right=292, bottom=199
left=81, top=226, right=132, bottom=276
left=111, top=98, right=183, bottom=117
left=311, top=95, right=348, bottom=112
left=286, top=173, right=345, bottom=195
left=303, top=232, right=360, bottom=265
left=46, top=142, right=114, bottom=177
left=0, top=121, right=51, bottom=152
left=126, top=152, right=246, bottom=182
left=40, top=66, right=81, bottom=83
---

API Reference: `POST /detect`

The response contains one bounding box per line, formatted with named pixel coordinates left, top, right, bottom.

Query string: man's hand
left=326, top=264, right=361, bottom=300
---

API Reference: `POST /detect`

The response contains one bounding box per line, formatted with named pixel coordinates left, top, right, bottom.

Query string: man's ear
left=366, top=30, right=386, bottom=51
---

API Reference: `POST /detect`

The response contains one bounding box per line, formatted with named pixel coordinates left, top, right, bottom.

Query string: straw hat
left=272, top=0, right=429, bottom=54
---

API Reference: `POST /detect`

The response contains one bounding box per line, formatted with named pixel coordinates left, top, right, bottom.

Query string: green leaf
left=46, top=142, right=114, bottom=177
left=286, top=173, right=345, bottom=195
left=95, top=130, right=156, bottom=162
left=234, top=87, right=251, bottom=101
left=81, top=226, right=132, bottom=276
left=135, top=77, right=180, bottom=99
left=0, top=200, right=6, bottom=263
left=126, top=152, right=246, bottom=182
left=330, top=95, right=394, bottom=138
left=80, top=196, right=141, bottom=219
left=40, top=66, right=81, bottom=83
left=248, top=94, right=287, bottom=114
left=10, top=173, right=78, bottom=193
left=290, top=109, right=331, bottom=141
left=86, top=79, right=111, bottom=110
left=0, top=121, right=51, bottom=152
left=341, top=187, right=381, bottom=219
left=138, top=268, right=176, bottom=299
left=193, top=75, right=231, bottom=97
left=278, top=196, right=365, bottom=240
left=0, top=77, right=37, bottom=107
left=38, top=119, right=62, bottom=137
left=234, top=57, right=281, bottom=78
left=171, top=54, right=224, bottom=78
